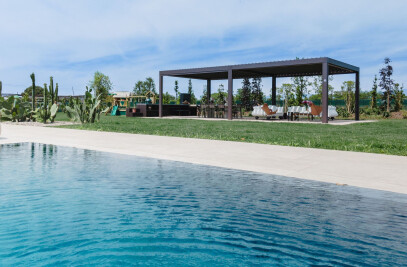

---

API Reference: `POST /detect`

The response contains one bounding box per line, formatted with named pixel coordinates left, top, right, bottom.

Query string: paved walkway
left=1, top=123, right=406, bottom=194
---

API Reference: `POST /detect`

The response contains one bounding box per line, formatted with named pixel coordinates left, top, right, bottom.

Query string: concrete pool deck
left=1, top=123, right=406, bottom=194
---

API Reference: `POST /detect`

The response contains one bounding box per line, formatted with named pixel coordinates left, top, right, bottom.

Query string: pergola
left=159, top=57, right=360, bottom=123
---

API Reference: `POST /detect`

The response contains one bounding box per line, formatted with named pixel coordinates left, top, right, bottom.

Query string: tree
left=188, top=79, right=192, bottom=94
left=379, top=57, right=394, bottom=112
left=240, top=78, right=252, bottom=110
left=0, top=81, right=2, bottom=97
left=201, top=85, right=208, bottom=104
left=144, top=77, right=156, bottom=94
left=251, top=77, right=264, bottom=105
left=215, top=84, right=226, bottom=104
left=371, top=75, right=378, bottom=109
left=174, top=80, right=179, bottom=103
left=292, top=76, right=310, bottom=105
left=89, top=71, right=113, bottom=102
left=23, top=85, right=44, bottom=97
left=394, top=83, right=405, bottom=111
left=341, top=81, right=355, bottom=114
left=278, top=83, right=295, bottom=112
left=133, top=81, right=145, bottom=95
left=133, top=77, right=156, bottom=96
left=311, top=75, right=334, bottom=100
left=162, top=92, right=176, bottom=104
left=187, top=79, right=197, bottom=104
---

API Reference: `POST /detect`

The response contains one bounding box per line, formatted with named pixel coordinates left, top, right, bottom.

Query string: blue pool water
left=0, top=143, right=406, bottom=266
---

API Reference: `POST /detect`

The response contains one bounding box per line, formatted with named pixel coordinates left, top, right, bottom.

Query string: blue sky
left=1, top=0, right=406, bottom=97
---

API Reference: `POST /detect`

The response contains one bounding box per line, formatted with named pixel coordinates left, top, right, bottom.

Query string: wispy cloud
left=0, top=0, right=406, bottom=95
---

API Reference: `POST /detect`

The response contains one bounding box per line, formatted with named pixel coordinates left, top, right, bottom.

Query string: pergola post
left=206, top=79, right=211, bottom=104
left=159, top=73, right=163, bottom=117
left=227, top=69, right=233, bottom=120
left=355, top=71, right=360, bottom=121
left=272, top=76, right=276, bottom=105
left=322, top=62, right=329, bottom=123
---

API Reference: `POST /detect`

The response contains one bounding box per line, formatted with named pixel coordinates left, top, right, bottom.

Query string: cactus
left=65, top=86, right=105, bottom=123
left=50, top=103, right=58, bottom=122
left=55, top=83, right=59, bottom=103
left=49, top=76, right=54, bottom=104
left=48, top=77, right=59, bottom=104
left=43, top=83, right=48, bottom=108
left=33, top=82, right=57, bottom=123
left=30, top=73, right=35, bottom=110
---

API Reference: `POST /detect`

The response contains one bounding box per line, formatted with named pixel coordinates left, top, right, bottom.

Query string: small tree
left=174, top=80, right=179, bottom=103
left=371, top=75, right=378, bottom=109
left=162, top=92, right=175, bottom=104
left=394, top=83, right=405, bottom=111
left=215, top=84, right=226, bottom=104
left=201, top=85, right=208, bottom=104
left=379, top=57, right=394, bottom=113
left=311, top=75, right=334, bottom=100
left=89, top=71, right=113, bottom=102
left=251, top=77, right=264, bottom=105
left=278, top=83, right=295, bottom=112
left=341, top=81, right=355, bottom=114
left=240, top=78, right=252, bottom=110
left=187, top=79, right=197, bottom=104
left=0, top=81, right=2, bottom=97
left=292, top=76, right=310, bottom=105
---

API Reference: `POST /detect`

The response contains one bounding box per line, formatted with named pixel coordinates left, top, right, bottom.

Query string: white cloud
left=0, top=0, right=406, bottom=95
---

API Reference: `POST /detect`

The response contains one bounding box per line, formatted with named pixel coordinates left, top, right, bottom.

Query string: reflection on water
left=0, top=143, right=406, bottom=266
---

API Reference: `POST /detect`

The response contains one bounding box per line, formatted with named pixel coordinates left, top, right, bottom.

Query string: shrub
left=65, top=87, right=107, bottom=123
left=337, top=107, right=350, bottom=118
left=361, top=107, right=382, bottom=116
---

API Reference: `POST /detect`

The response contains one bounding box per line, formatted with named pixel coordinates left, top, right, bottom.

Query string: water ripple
left=0, top=143, right=406, bottom=266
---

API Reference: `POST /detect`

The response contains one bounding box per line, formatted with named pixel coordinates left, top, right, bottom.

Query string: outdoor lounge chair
left=252, top=104, right=283, bottom=120
left=303, top=101, right=338, bottom=120
left=309, top=102, right=322, bottom=117
left=327, top=105, right=338, bottom=119
left=261, top=103, right=277, bottom=116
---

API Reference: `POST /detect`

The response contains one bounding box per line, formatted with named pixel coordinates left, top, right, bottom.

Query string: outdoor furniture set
left=197, top=104, right=243, bottom=119
left=252, top=102, right=338, bottom=121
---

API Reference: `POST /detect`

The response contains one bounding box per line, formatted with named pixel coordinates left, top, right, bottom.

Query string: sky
left=1, top=0, right=406, bottom=97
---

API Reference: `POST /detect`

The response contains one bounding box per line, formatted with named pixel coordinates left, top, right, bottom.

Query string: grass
left=55, top=112, right=407, bottom=156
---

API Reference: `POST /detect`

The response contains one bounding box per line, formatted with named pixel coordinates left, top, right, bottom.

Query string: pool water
left=0, top=143, right=406, bottom=266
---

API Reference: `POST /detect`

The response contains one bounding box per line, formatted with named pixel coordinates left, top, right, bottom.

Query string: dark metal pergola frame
left=159, top=57, right=360, bottom=123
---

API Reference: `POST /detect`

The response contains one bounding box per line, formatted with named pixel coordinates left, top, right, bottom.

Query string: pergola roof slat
left=160, top=57, right=359, bottom=80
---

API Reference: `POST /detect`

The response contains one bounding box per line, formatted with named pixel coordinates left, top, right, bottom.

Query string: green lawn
left=55, top=113, right=407, bottom=156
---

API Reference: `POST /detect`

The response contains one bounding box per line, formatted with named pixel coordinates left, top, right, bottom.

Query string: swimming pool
left=0, top=143, right=406, bottom=266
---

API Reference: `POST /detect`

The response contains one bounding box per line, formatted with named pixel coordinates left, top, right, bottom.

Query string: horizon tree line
left=1, top=59, right=405, bottom=113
